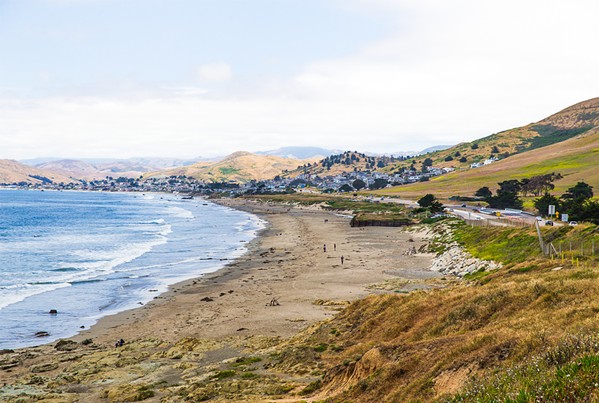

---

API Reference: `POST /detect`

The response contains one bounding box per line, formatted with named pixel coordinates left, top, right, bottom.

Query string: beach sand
left=0, top=199, right=442, bottom=400
left=75, top=199, right=437, bottom=344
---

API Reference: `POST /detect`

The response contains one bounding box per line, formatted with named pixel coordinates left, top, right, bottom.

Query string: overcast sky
left=1, top=0, right=598, bottom=159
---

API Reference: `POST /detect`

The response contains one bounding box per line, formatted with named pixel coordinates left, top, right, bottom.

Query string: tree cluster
left=534, top=181, right=598, bottom=223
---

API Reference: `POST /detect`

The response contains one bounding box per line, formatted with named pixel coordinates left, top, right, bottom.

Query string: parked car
left=569, top=221, right=578, bottom=226
left=545, top=220, right=554, bottom=226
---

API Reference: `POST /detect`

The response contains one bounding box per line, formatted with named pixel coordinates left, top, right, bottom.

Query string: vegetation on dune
left=275, top=219, right=599, bottom=402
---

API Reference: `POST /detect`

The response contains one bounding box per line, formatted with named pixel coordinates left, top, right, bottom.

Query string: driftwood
left=266, top=297, right=280, bottom=306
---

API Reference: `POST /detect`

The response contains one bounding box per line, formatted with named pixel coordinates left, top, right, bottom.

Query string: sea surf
left=0, top=190, right=264, bottom=349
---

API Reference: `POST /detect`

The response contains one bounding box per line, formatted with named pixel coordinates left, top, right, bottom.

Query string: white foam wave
left=166, top=206, right=195, bottom=219
left=0, top=282, right=72, bottom=310
left=49, top=232, right=170, bottom=285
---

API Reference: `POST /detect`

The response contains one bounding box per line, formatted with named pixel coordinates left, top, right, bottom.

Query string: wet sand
left=71, top=199, right=437, bottom=345
left=0, top=199, right=442, bottom=398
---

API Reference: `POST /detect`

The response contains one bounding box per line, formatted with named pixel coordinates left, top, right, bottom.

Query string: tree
left=339, top=184, right=353, bottom=192
left=459, top=156, right=468, bottom=163
left=417, top=194, right=444, bottom=213
left=578, top=200, right=599, bottom=224
left=491, top=146, right=500, bottom=154
left=487, top=180, right=523, bottom=209
left=475, top=186, right=492, bottom=200
left=369, top=178, right=389, bottom=190
left=562, top=181, right=593, bottom=202
left=421, top=157, right=433, bottom=172
left=352, top=179, right=366, bottom=190
left=471, top=143, right=479, bottom=150
left=455, top=151, right=461, bottom=157
left=561, top=181, right=594, bottom=217
left=533, top=193, right=560, bottom=216
left=444, top=156, right=454, bottom=161
left=520, top=173, right=561, bottom=196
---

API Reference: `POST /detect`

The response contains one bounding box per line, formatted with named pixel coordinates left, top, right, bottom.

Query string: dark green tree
left=561, top=181, right=594, bottom=218
left=352, top=179, right=366, bottom=190
left=471, top=143, right=479, bottom=150
left=487, top=180, right=523, bottom=209
left=533, top=193, right=560, bottom=216
left=475, top=186, right=492, bottom=200
left=417, top=194, right=444, bottom=213
left=339, top=184, right=353, bottom=192
left=369, top=178, right=389, bottom=190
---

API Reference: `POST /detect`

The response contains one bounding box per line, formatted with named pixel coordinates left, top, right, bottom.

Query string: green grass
left=218, top=167, right=241, bottom=175
left=450, top=336, right=599, bottom=402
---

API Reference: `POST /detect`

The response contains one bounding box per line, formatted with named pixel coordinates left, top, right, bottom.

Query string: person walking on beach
left=340, top=255, right=344, bottom=265
left=334, top=243, right=337, bottom=251
left=323, top=244, right=327, bottom=253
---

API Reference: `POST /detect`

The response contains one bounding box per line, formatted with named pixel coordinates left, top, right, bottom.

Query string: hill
left=376, top=97, right=599, bottom=199
left=0, top=159, right=75, bottom=185
left=34, top=158, right=200, bottom=180
left=146, top=151, right=316, bottom=183
left=383, top=97, right=599, bottom=173
left=285, top=151, right=406, bottom=178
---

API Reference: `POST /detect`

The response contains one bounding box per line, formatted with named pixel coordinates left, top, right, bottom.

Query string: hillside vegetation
left=0, top=159, right=75, bottom=185
left=146, top=151, right=315, bottom=183
left=269, top=219, right=599, bottom=401
left=285, top=151, right=405, bottom=178
left=375, top=98, right=599, bottom=200
left=385, top=97, right=599, bottom=173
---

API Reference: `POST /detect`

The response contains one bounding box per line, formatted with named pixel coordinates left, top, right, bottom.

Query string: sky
left=0, top=0, right=598, bottom=159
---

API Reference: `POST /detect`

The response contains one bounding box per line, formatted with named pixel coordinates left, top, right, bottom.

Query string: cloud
left=196, top=62, right=233, bottom=83
left=1, top=0, right=599, bottom=159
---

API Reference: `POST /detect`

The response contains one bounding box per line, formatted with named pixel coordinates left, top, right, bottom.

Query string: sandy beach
left=0, top=199, right=441, bottom=401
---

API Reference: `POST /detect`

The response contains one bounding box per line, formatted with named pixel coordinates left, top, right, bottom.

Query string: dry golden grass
left=0, top=159, right=75, bottom=184
left=278, top=222, right=599, bottom=402
left=146, top=151, right=317, bottom=183
left=375, top=130, right=599, bottom=200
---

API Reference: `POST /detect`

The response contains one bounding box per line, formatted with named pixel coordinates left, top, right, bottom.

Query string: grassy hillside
left=0, top=159, right=75, bottom=184
left=375, top=130, right=599, bottom=201
left=270, top=219, right=599, bottom=401
left=378, top=97, right=599, bottom=175
left=145, top=151, right=315, bottom=183
left=285, top=151, right=403, bottom=178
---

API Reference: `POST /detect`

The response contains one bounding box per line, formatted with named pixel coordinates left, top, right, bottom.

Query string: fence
left=463, top=217, right=532, bottom=228
left=547, top=240, right=598, bottom=263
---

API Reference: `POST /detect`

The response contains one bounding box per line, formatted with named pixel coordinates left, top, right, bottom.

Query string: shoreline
left=0, top=192, right=263, bottom=351
left=0, top=198, right=443, bottom=400
left=70, top=197, right=440, bottom=345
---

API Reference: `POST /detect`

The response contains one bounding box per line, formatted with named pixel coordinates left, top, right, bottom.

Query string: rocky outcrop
left=430, top=244, right=501, bottom=277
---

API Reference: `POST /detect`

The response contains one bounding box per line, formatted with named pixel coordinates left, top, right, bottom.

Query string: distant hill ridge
left=402, top=97, right=599, bottom=172
left=376, top=97, right=599, bottom=199
left=145, top=151, right=318, bottom=183
left=0, top=159, right=74, bottom=185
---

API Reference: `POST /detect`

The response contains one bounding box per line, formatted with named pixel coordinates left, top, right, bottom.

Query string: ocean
left=0, top=190, right=264, bottom=349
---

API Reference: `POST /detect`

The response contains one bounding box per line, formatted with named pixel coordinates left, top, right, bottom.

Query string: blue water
left=0, top=190, right=264, bottom=349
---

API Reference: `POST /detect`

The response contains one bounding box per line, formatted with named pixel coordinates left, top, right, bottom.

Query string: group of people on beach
left=323, top=243, right=344, bottom=264
left=115, top=338, right=125, bottom=347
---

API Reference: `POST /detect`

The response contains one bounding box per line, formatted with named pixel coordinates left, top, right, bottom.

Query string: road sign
left=548, top=205, right=556, bottom=215
left=561, top=213, right=569, bottom=222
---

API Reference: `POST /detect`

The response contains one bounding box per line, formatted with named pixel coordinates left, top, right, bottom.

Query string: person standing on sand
left=334, top=243, right=337, bottom=251
left=340, top=255, right=344, bottom=265
left=324, top=244, right=327, bottom=253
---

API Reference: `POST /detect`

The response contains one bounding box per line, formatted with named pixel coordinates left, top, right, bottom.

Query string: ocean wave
left=0, top=282, right=72, bottom=310
left=166, top=206, right=195, bottom=219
